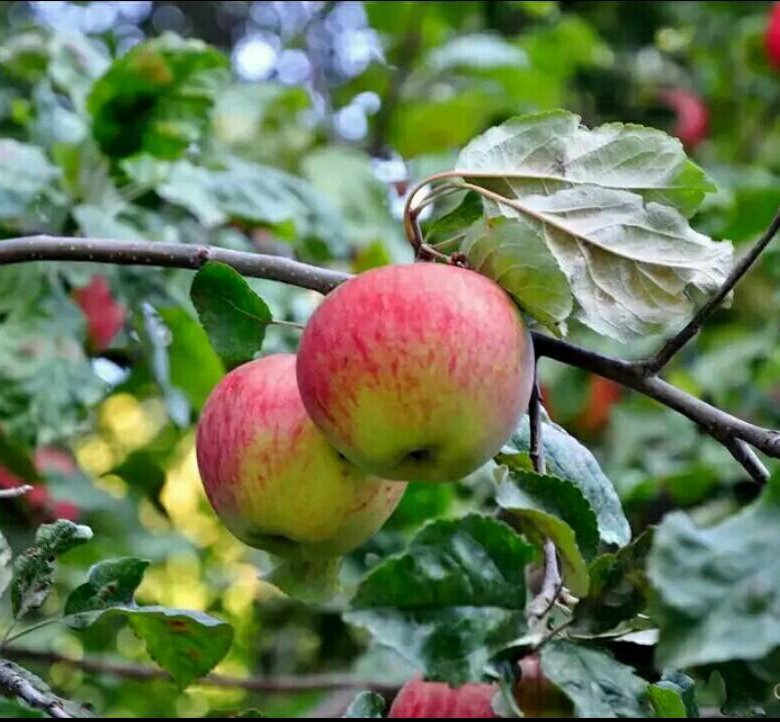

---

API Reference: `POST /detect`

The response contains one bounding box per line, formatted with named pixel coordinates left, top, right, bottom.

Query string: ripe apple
left=296, top=263, right=535, bottom=482
left=73, top=275, right=126, bottom=353
left=195, top=354, right=406, bottom=559
left=514, top=654, right=573, bottom=717
left=388, top=678, right=497, bottom=718
left=767, top=3, right=780, bottom=70
left=659, top=88, right=708, bottom=150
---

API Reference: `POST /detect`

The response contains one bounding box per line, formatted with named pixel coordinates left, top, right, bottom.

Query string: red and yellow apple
left=388, top=678, right=496, bottom=719
left=296, top=263, right=535, bottom=482
left=195, top=354, right=406, bottom=559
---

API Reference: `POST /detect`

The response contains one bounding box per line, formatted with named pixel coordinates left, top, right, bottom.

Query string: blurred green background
left=1, top=1, right=780, bottom=717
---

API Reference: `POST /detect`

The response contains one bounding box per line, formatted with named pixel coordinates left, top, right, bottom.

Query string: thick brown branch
left=533, top=334, right=780, bottom=464
left=642, top=205, right=780, bottom=374
left=2, top=235, right=779, bottom=475
left=0, top=235, right=348, bottom=294
left=4, top=647, right=400, bottom=694
left=0, top=660, right=73, bottom=718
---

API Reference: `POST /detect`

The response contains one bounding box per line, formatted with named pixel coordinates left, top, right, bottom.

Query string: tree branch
left=2, top=234, right=778, bottom=478
left=0, top=235, right=348, bottom=295
left=527, top=378, right=562, bottom=620
left=4, top=647, right=401, bottom=694
left=0, top=660, right=73, bottom=718
left=642, top=205, right=780, bottom=375
left=0, top=485, right=33, bottom=499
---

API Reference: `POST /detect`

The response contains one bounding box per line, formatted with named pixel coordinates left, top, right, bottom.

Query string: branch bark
left=1, top=234, right=777, bottom=479
left=0, top=660, right=73, bottom=718
left=642, top=205, right=780, bottom=374
left=527, top=378, right=562, bottom=620
left=4, top=647, right=401, bottom=694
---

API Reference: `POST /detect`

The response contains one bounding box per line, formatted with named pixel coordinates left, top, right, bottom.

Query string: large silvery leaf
left=456, top=111, right=714, bottom=216
left=454, top=111, right=731, bottom=341
left=507, top=416, right=630, bottom=547
left=345, top=514, right=534, bottom=686
left=648, top=470, right=780, bottom=669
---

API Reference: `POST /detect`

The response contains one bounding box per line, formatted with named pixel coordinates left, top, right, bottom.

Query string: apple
left=296, top=263, right=535, bottom=482
left=576, top=375, right=622, bottom=435
left=659, top=88, right=708, bottom=150
left=195, top=354, right=407, bottom=559
left=73, top=275, right=126, bottom=353
left=767, top=3, right=780, bottom=70
left=388, top=678, right=497, bottom=718
left=0, top=446, right=80, bottom=522
left=513, top=654, right=573, bottom=718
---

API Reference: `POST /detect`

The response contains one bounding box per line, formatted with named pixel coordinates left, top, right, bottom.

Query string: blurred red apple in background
left=766, top=2, right=780, bottom=70
left=73, top=275, right=126, bottom=353
left=659, top=88, right=709, bottom=150
left=388, top=678, right=496, bottom=718
left=0, top=446, right=80, bottom=522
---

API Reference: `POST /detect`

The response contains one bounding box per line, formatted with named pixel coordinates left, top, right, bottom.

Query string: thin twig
left=1, top=235, right=779, bottom=478
left=642, top=205, right=780, bottom=375
left=0, top=485, right=33, bottom=499
left=719, top=437, right=769, bottom=484
left=527, top=377, right=562, bottom=620
left=0, top=660, right=73, bottom=718
left=4, top=647, right=402, bottom=694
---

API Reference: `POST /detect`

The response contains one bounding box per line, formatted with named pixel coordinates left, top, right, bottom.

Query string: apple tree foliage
left=0, top=1, right=779, bottom=718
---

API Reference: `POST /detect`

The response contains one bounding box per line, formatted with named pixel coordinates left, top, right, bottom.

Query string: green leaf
left=66, top=605, right=233, bottom=689
left=506, top=416, right=631, bottom=547
left=156, top=307, right=225, bottom=414
left=88, top=33, right=229, bottom=159
left=345, top=514, right=534, bottom=686
left=648, top=470, right=780, bottom=668
left=573, top=530, right=653, bottom=634
left=0, top=139, right=64, bottom=231
left=190, top=262, right=273, bottom=368
left=0, top=529, right=12, bottom=601
left=713, top=660, right=772, bottom=717
left=495, top=466, right=598, bottom=596
left=457, top=110, right=715, bottom=217
left=652, top=671, right=699, bottom=718
left=423, top=191, right=483, bottom=249
left=342, top=691, right=386, bottom=718
left=455, top=111, right=730, bottom=341
left=123, top=155, right=345, bottom=249
left=539, top=639, right=651, bottom=717
left=64, top=557, right=150, bottom=616
left=0, top=430, right=41, bottom=482
left=463, top=217, right=573, bottom=332
left=648, top=685, right=687, bottom=718
left=424, top=33, right=528, bottom=73
left=12, top=520, right=93, bottom=618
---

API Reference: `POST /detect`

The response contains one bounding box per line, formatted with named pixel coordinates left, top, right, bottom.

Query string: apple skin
left=659, top=88, right=708, bottom=150
left=195, top=354, right=406, bottom=559
left=767, top=3, right=780, bottom=70
left=73, top=275, right=126, bottom=353
left=296, top=264, right=535, bottom=482
left=388, top=678, right=497, bottom=718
